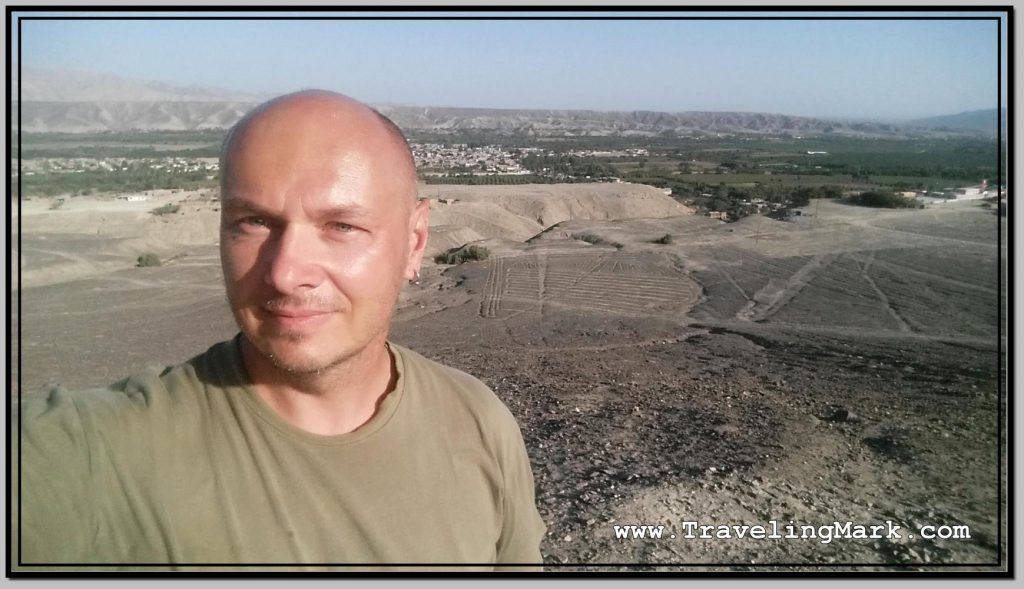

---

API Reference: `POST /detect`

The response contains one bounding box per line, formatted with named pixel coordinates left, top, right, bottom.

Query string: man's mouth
left=267, top=308, right=331, bottom=318
left=260, top=306, right=334, bottom=330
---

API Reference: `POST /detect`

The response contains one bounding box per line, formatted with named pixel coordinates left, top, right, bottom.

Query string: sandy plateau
left=13, top=183, right=1007, bottom=571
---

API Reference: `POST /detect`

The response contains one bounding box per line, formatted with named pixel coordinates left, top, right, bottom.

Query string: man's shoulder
left=390, top=343, right=519, bottom=429
left=109, top=337, right=241, bottom=403
left=391, top=343, right=487, bottom=389
left=19, top=338, right=240, bottom=429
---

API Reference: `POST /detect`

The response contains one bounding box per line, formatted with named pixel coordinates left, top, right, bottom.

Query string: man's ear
left=405, top=197, right=430, bottom=280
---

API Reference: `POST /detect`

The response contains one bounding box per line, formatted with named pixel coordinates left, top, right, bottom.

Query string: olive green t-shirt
left=13, top=337, right=546, bottom=571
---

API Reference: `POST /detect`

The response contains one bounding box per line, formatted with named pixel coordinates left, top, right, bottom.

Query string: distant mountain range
left=907, top=109, right=1007, bottom=135
left=13, top=65, right=264, bottom=103
left=12, top=65, right=1003, bottom=138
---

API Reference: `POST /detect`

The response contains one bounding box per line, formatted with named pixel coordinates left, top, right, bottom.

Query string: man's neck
left=239, top=337, right=397, bottom=436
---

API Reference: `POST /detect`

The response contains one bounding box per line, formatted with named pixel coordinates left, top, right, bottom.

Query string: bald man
left=14, top=91, right=546, bottom=571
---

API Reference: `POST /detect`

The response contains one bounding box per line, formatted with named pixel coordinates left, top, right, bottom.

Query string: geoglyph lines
left=726, top=250, right=928, bottom=334
left=739, top=254, right=837, bottom=322
left=857, top=250, right=913, bottom=333
left=850, top=252, right=999, bottom=296
left=537, top=254, right=549, bottom=318
left=717, top=266, right=751, bottom=299
left=478, top=251, right=700, bottom=319
left=479, top=255, right=506, bottom=318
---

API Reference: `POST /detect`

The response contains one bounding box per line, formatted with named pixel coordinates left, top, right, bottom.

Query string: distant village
left=411, top=143, right=535, bottom=176
left=19, top=144, right=640, bottom=182
left=411, top=144, right=652, bottom=177
left=20, top=156, right=219, bottom=177
left=17, top=144, right=1003, bottom=221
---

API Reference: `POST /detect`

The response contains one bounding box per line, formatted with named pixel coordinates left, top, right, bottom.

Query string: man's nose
left=264, top=225, right=324, bottom=293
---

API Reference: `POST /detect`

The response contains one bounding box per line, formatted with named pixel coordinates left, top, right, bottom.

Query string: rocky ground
left=393, top=199, right=1008, bottom=572
left=393, top=282, right=1007, bottom=573
left=15, top=192, right=1009, bottom=572
left=403, top=323, right=1004, bottom=571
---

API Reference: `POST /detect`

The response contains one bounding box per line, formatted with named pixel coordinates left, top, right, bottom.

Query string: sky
left=11, top=9, right=1009, bottom=121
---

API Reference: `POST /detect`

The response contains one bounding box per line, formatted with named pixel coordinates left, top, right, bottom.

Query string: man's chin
left=266, top=353, right=344, bottom=375
left=259, top=347, right=350, bottom=375
left=240, top=332, right=348, bottom=375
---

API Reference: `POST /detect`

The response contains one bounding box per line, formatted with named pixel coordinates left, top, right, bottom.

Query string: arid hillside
left=13, top=184, right=1007, bottom=572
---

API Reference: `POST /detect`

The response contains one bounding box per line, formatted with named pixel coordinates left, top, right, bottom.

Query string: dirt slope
left=14, top=189, right=1006, bottom=572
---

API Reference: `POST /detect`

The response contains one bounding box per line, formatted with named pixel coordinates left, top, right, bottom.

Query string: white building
left=952, top=187, right=987, bottom=201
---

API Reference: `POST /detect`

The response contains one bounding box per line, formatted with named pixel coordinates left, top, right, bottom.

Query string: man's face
left=219, top=98, right=427, bottom=374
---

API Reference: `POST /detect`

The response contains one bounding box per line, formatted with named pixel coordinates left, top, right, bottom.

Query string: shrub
left=573, top=232, right=605, bottom=245
left=847, top=191, right=917, bottom=209
left=136, top=253, right=161, bottom=267
left=573, top=232, right=624, bottom=249
left=653, top=233, right=673, bottom=245
left=434, top=244, right=491, bottom=265
left=150, top=203, right=180, bottom=216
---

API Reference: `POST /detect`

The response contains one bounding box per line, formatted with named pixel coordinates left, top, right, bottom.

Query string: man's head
left=219, top=90, right=428, bottom=375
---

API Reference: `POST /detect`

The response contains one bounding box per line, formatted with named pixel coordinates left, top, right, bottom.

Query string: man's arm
left=494, top=423, right=546, bottom=571
left=13, top=388, right=97, bottom=568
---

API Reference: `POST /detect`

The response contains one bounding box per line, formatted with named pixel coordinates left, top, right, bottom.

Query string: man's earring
left=410, top=270, right=421, bottom=286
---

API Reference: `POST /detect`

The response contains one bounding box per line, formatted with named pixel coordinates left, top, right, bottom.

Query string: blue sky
left=12, top=11, right=1008, bottom=120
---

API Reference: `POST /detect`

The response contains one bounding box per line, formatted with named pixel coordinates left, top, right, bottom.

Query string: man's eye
left=228, top=216, right=270, bottom=234
left=242, top=216, right=269, bottom=227
left=329, top=222, right=356, bottom=233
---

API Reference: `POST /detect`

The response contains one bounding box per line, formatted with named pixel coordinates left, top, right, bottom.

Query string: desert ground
left=12, top=184, right=1007, bottom=572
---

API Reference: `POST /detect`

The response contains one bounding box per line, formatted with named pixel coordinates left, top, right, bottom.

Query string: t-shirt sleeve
left=13, top=387, right=98, bottom=567
left=494, top=418, right=547, bottom=571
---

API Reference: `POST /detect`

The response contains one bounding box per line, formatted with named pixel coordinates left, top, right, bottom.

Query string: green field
left=13, top=130, right=225, bottom=159
left=11, top=130, right=1003, bottom=216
